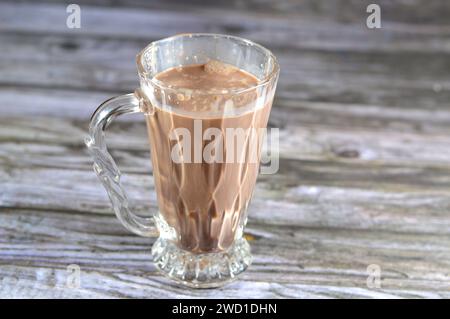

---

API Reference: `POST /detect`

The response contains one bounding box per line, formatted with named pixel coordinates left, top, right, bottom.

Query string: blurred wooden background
left=0, top=0, right=450, bottom=298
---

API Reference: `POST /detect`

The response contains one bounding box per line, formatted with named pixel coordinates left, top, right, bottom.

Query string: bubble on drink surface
left=204, top=60, right=238, bottom=76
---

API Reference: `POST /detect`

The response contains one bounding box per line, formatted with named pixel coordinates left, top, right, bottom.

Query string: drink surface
left=151, top=61, right=261, bottom=115
left=155, top=61, right=258, bottom=92
left=145, top=61, right=272, bottom=253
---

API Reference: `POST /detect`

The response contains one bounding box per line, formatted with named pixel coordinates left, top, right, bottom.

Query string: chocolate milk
left=145, top=61, right=272, bottom=253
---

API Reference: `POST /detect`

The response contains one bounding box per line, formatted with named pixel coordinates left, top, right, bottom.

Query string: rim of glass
left=136, top=33, right=280, bottom=95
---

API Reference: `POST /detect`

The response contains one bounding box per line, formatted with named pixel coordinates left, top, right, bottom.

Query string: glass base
left=151, top=236, right=252, bottom=288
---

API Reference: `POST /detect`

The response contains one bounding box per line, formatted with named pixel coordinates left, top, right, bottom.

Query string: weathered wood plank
left=2, top=162, right=450, bottom=235
left=1, top=29, right=449, bottom=110
left=2, top=115, right=450, bottom=170
left=29, top=0, right=450, bottom=26
left=1, top=208, right=449, bottom=298
left=2, top=86, right=450, bottom=144
left=0, top=87, right=112, bottom=120
left=1, top=2, right=450, bottom=54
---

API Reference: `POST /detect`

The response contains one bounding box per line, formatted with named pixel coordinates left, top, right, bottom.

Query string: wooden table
left=1, top=0, right=449, bottom=298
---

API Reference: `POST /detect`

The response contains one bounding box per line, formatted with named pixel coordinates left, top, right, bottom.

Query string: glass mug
left=86, top=34, right=279, bottom=288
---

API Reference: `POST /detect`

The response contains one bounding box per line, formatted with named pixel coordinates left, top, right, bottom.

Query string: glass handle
left=85, top=91, right=157, bottom=237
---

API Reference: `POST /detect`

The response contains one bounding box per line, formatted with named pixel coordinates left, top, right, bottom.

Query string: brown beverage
left=145, top=61, right=272, bottom=253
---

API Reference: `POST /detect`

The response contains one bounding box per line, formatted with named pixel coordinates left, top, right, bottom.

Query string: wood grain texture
left=64, top=0, right=450, bottom=26
left=0, top=1, right=449, bottom=298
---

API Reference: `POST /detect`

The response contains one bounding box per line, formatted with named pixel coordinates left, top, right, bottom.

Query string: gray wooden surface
left=1, top=0, right=450, bottom=298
